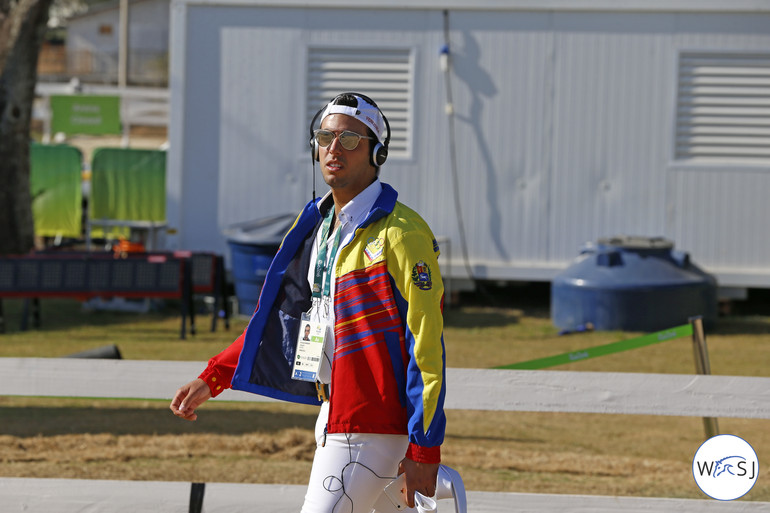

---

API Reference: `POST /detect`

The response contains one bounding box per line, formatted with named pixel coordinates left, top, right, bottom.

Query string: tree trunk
left=0, top=0, right=53, bottom=255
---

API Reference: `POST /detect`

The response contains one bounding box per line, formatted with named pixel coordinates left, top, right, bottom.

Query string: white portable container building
left=167, top=0, right=770, bottom=288
left=67, top=0, right=170, bottom=84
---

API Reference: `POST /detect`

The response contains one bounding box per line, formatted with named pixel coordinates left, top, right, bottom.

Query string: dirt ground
left=1, top=398, right=768, bottom=501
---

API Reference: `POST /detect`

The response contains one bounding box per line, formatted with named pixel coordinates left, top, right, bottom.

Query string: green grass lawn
left=0, top=298, right=242, bottom=361
left=2, top=295, right=769, bottom=376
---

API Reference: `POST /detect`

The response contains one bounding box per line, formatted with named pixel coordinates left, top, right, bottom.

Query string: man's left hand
left=398, top=457, right=439, bottom=508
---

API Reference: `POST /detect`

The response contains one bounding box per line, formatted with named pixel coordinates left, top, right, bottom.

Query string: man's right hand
left=170, top=378, right=212, bottom=421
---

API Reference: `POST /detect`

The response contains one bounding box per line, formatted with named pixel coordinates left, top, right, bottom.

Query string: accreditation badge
left=292, top=313, right=327, bottom=382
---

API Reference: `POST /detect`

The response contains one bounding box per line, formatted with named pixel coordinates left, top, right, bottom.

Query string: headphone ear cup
left=372, top=143, right=388, bottom=167
left=309, top=105, right=325, bottom=162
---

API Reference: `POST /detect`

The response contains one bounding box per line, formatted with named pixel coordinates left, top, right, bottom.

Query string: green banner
left=50, top=95, right=121, bottom=135
left=495, top=323, right=694, bottom=370
left=89, top=147, right=166, bottom=238
left=30, top=143, right=83, bottom=238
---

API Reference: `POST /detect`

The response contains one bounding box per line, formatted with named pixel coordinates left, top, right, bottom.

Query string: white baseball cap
left=320, top=94, right=387, bottom=146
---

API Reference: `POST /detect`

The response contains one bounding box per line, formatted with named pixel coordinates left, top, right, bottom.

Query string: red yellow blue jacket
left=199, top=183, right=446, bottom=463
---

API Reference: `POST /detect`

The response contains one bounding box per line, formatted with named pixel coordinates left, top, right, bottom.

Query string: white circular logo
left=692, top=434, right=759, bottom=500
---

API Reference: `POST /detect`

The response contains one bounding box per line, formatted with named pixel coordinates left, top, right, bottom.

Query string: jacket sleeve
left=389, top=229, right=446, bottom=464
left=198, top=328, right=246, bottom=397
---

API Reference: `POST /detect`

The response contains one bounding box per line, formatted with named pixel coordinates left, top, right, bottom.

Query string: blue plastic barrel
left=228, top=241, right=278, bottom=316
left=225, top=213, right=296, bottom=316
left=551, top=236, right=717, bottom=332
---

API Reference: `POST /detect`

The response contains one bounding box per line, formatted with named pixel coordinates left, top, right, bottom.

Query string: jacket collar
left=362, top=182, right=398, bottom=228
left=312, top=182, right=398, bottom=230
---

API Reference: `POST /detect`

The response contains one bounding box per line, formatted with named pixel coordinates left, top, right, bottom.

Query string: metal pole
left=690, top=316, right=719, bottom=439
left=118, top=0, right=129, bottom=88
left=189, top=483, right=205, bottom=513
left=118, top=0, right=131, bottom=146
left=42, top=94, right=52, bottom=144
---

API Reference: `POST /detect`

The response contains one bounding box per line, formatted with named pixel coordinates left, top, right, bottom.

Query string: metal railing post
left=690, top=315, right=719, bottom=440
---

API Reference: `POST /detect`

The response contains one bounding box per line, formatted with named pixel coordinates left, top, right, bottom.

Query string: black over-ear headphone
left=309, top=92, right=391, bottom=168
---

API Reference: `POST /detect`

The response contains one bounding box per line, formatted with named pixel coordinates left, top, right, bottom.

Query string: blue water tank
left=225, top=214, right=296, bottom=316
left=551, top=236, right=717, bottom=332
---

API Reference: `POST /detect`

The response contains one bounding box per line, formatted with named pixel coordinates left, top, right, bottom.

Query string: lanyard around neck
left=312, top=207, right=342, bottom=300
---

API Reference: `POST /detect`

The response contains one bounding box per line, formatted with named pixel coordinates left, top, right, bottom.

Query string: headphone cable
left=442, top=10, right=500, bottom=307
left=441, top=10, right=475, bottom=289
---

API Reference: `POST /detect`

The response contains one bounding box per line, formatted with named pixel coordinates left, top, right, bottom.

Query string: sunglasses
left=314, top=129, right=374, bottom=151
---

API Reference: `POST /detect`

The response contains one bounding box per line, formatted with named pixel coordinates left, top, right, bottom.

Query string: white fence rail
left=3, top=358, right=770, bottom=419
left=2, top=358, right=769, bottom=512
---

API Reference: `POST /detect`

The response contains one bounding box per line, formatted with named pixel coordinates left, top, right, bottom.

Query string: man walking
left=171, top=92, right=446, bottom=512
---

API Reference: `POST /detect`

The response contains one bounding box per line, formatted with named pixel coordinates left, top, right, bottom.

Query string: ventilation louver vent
left=676, top=52, right=770, bottom=162
left=308, top=47, right=412, bottom=157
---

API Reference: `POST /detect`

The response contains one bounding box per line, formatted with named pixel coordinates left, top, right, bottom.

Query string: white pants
left=300, top=402, right=409, bottom=513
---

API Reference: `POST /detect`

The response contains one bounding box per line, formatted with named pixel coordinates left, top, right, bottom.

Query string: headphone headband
left=309, top=92, right=391, bottom=167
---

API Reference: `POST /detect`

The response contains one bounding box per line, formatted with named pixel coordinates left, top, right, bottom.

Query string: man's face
left=304, top=325, right=311, bottom=336
left=319, top=114, right=376, bottom=198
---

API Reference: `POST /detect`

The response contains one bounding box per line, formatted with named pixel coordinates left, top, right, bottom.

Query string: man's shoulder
left=388, top=201, right=429, bottom=226
left=380, top=201, right=436, bottom=245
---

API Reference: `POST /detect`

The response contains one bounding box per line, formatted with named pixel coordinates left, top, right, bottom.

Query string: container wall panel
left=435, top=12, right=554, bottom=278
left=548, top=13, right=676, bottom=263
left=666, top=14, right=770, bottom=281
left=218, top=14, right=307, bottom=232
left=171, top=3, right=770, bottom=286
left=668, top=168, right=770, bottom=277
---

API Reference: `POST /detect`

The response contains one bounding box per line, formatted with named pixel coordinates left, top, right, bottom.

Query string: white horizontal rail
left=0, top=358, right=268, bottom=403
left=2, top=478, right=768, bottom=513
left=35, top=83, right=169, bottom=99
left=449, top=368, right=770, bottom=418
left=2, top=358, right=769, bottom=419
left=171, top=0, right=770, bottom=14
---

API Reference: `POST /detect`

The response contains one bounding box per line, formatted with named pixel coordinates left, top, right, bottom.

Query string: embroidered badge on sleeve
left=411, top=260, right=433, bottom=290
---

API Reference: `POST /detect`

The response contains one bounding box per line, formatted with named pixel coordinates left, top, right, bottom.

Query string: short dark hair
left=330, top=93, right=358, bottom=108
